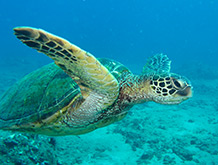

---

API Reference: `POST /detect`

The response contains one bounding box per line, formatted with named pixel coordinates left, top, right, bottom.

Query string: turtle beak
left=176, top=85, right=193, bottom=99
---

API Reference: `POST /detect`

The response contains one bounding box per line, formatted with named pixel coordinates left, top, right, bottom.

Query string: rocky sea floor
left=0, top=58, right=218, bottom=164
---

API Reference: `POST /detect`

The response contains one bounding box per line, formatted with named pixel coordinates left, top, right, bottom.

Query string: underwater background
left=0, top=0, right=218, bottom=164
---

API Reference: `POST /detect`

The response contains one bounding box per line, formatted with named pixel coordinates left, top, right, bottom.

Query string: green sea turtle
left=0, top=27, right=192, bottom=136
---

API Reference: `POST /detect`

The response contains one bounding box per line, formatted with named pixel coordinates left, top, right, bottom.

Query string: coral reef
left=0, top=132, right=57, bottom=164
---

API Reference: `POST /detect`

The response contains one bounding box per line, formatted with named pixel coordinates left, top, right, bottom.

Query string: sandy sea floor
left=0, top=58, right=218, bottom=164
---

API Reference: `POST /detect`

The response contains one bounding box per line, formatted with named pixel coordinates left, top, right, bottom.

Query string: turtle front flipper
left=14, top=27, right=119, bottom=127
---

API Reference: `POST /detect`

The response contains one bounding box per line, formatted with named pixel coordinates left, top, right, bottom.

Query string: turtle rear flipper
left=14, top=27, right=119, bottom=126
left=142, top=53, right=171, bottom=75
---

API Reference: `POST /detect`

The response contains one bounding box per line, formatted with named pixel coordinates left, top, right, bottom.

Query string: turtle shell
left=98, top=58, right=132, bottom=80
left=0, top=58, right=131, bottom=129
left=0, top=63, right=79, bottom=128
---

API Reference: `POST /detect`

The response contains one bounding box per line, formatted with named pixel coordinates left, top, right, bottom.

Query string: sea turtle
left=0, top=27, right=192, bottom=136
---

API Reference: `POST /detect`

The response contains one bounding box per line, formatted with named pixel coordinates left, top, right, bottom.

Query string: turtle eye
left=173, top=79, right=185, bottom=89
left=173, top=79, right=181, bottom=88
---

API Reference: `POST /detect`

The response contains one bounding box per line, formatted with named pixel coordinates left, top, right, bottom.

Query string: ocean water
left=0, top=0, right=218, bottom=164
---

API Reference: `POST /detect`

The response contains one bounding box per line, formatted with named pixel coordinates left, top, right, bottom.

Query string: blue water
left=0, top=0, right=218, bottom=164
left=1, top=0, right=218, bottom=71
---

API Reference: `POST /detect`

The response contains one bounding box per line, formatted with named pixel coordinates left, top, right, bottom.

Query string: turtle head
left=148, top=73, right=193, bottom=104
left=142, top=54, right=192, bottom=104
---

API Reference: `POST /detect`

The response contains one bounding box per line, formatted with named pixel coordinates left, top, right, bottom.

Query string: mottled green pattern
left=98, top=58, right=132, bottom=80
left=0, top=63, right=79, bottom=127
left=0, top=58, right=130, bottom=128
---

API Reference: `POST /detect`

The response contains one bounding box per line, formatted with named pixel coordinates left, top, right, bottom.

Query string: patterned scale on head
left=148, top=73, right=192, bottom=104
left=0, top=27, right=193, bottom=136
left=142, top=54, right=192, bottom=105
